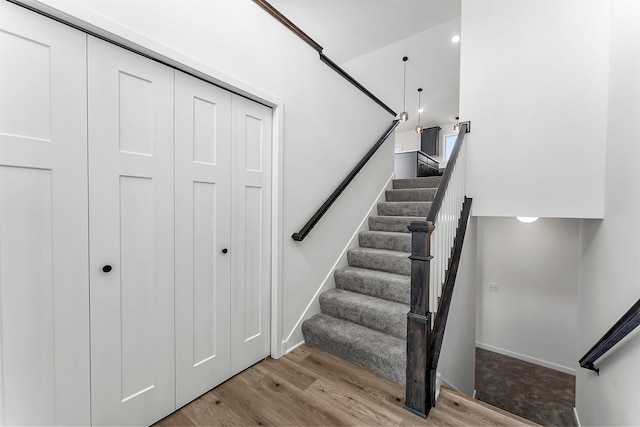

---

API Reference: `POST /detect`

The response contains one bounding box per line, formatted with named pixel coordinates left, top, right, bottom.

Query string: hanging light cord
left=402, top=57, right=407, bottom=113
left=418, top=90, right=421, bottom=124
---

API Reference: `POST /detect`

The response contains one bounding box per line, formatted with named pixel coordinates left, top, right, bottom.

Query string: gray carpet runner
left=302, top=176, right=441, bottom=384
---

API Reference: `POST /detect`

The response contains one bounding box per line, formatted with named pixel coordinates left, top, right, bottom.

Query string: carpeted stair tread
left=368, top=215, right=425, bottom=233
left=393, top=176, right=442, bottom=189
left=319, top=289, right=408, bottom=339
left=302, top=314, right=406, bottom=383
left=385, top=188, right=437, bottom=202
left=347, top=247, right=410, bottom=276
left=335, top=267, right=410, bottom=304
left=358, top=230, right=411, bottom=252
left=377, top=201, right=432, bottom=216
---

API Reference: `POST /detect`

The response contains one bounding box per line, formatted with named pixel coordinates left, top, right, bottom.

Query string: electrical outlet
left=489, top=283, right=499, bottom=292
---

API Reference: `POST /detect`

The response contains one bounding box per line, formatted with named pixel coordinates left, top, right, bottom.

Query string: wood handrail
left=579, top=298, right=640, bottom=374
left=426, top=122, right=470, bottom=224
left=319, top=54, right=397, bottom=116
left=252, top=0, right=323, bottom=52
left=253, top=0, right=396, bottom=117
left=292, top=120, right=399, bottom=241
left=405, top=122, right=470, bottom=418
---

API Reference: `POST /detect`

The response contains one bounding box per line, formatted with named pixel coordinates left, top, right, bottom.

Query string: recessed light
left=517, top=217, right=538, bottom=223
left=451, top=35, right=461, bottom=43
left=418, top=108, right=424, bottom=113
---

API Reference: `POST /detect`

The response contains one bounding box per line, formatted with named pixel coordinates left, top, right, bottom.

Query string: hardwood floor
left=155, top=345, right=536, bottom=426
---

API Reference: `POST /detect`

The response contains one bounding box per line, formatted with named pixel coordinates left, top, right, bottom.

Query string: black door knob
left=221, top=248, right=228, bottom=254
left=102, top=265, right=112, bottom=273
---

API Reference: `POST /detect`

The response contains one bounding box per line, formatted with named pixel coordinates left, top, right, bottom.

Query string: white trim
left=573, top=407, right=581, bottom=427
left=476, top=342, right=576, bottom=375
left=270, top=105, right=285, bottom=359
left=16, top=0, right=281, bottom=108
left=16, top=0, right=287, bottom=360
left=281, top=173, right=395, bottom=353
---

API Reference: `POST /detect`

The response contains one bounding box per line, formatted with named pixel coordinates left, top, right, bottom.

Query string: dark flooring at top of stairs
left=475, top=347, right=576, bottom=427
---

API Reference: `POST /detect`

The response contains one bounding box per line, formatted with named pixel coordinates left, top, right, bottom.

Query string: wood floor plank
left=306, top=378, right=403, bottom=426
left=440, top=388, right=537, bottom=426
left=298, top=348, right=408, bottom=407
left=261, top=355, right=318, bottom=391
left=154, top=408, right=196, bottom=426
left=213, top=374, right=288, bottom=426
left=180, top=391, right=253, bottom=426
left=153, top=345, right=537, bottom=427
left=437, top=389, right=536, bottom=426
left=286, top=344, right=313, bottom=363
left=254, top=373, right=347, bottom=426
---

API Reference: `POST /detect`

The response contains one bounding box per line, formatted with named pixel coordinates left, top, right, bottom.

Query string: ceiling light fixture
left=453, top=116, right=460, bottom=132
left=400, top=57, right=409, bottom=122
left=415, top=88, right=423, bottom=134
left=451, top=35, right=461, bottom=43
left=517, top=217, right=539, bottom=223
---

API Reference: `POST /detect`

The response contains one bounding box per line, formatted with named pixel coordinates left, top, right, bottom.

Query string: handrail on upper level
left=252, top=0, right=396, bottom=117
left=292, top=120, right=400, bottom=241
left=579, top=298, right=640, bottom=375
left=426, top=121, right=470, bottom=224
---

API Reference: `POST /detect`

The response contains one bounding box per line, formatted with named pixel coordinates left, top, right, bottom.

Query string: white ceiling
left=267, top=0, right=462, bottom=134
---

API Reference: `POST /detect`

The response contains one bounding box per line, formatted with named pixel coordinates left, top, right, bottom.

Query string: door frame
left=12, top=0, right=286, bottom=359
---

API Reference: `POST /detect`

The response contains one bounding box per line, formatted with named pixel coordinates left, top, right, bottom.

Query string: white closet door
left=230, top=95, right=272, bottom=375
left=0, top=3, right=90, bottom=426
left=87, top=37, right=175, bottom=426
left=175, top=72, right=232, bottom=407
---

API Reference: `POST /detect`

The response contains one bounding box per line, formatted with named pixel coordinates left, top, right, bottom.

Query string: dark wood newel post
left=404, top=220, right=434, bottom=418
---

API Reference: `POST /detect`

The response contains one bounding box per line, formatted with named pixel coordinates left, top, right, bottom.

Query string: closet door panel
left=230, top=95, right=272, bottom=375
left=175, top=72, right=232, bottom=407
left=0, top=3, right=89, bottom=425
left=88, top=36, right=175, bottom=426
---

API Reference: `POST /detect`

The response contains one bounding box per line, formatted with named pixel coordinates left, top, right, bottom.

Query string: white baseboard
left=476, top=342, right=576, bottom=375
left=573, top=407, right=581, bottom=426
left=281, top=174, right=394, bottom=354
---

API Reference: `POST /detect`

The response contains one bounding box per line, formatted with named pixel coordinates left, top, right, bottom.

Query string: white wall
left=26, top=0, right=394, bottom=355
left=340, top=18, right=461, bottom=135
left=576, top=1, right=640, bottom=425
left=459, top=0, right=608, bottom=219
left=395, top=129, right=421, bottom=152
left=476, top=217, right=580, bottom=374
left=439, top=216, right=477, bottom=396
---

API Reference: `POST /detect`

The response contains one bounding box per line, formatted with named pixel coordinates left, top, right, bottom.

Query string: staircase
left=302, top=175, right=442, bottom=384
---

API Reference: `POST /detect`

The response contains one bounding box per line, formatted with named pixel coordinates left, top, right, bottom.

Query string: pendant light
left=400, top=57, right=409, bottom=121
left=415, top=88, right=423, bottom=134
left=453, top=116, right=460, bottom=132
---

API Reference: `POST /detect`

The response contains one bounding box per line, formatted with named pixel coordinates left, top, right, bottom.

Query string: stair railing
left=292, top=120, right=399, bottom=241
left=579, top=298, right=640, bottom=375
left=253, top=0, right=396, bottom=117
left=252, top=0, right=401, bottom=241
left=405, top=122, right=471, bottom=418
